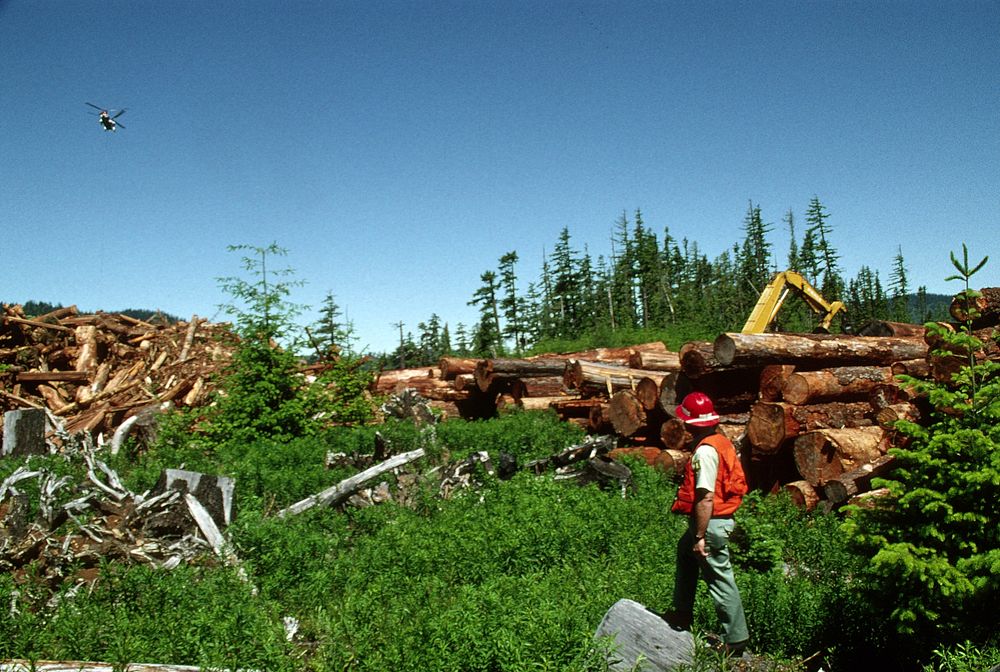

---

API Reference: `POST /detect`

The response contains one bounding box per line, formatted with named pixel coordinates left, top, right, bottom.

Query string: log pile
left=371, top=299, right=999, bottom=512
left=1, top=304, right=237, bottom=441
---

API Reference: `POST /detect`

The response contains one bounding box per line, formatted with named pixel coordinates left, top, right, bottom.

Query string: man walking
left=664, top=391, right=750, bottom=656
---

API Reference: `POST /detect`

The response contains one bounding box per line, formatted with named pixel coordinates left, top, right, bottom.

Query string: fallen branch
left=277, top=448, right=427, bottom=517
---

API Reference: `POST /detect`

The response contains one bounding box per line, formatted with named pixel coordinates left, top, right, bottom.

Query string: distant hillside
left=908, top=292, right=953, bottom=323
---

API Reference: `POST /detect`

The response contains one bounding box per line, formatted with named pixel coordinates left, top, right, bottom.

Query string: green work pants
left=673, top=517, right=749, bottom=645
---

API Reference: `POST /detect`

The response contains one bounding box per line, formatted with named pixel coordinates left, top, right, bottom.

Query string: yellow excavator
left=742, top=270, right=846, bottom=333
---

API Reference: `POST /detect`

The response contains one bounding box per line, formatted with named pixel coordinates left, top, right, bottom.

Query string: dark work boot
left=657, top=609, right=693, bottom=631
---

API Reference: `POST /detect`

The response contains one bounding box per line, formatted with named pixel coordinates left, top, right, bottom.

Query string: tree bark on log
left=746, top=401, right=873, bottom=454
left=667, top=369, right=762, bottom=416
left=822, top=454, right=896, bottom=506
left=793, top=426, right=889, bottom=486
left=781, top=366, right=895, bottom=405
left=713, top=332, right=928, bottom=368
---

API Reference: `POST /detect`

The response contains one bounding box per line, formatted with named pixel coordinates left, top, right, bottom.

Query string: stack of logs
left=373, top=287, right=1000, bottom=511
left=0, top=304, right=236, bottom=439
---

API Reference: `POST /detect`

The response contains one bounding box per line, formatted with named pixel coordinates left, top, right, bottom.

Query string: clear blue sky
left=3, top=0, right=997, bottom=354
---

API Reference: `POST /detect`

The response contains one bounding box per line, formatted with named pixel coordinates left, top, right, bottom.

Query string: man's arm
left=691, top=488, right=714, bottom=557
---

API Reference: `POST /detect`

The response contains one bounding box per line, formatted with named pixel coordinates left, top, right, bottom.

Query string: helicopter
left=85, top=102, right=126, bottom=131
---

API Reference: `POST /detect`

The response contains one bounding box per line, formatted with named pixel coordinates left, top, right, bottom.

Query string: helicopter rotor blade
left=85, top=102, right=104, bottom=111
left=111, top=109, right=127, bottom=120
left=114, top=121, right=126, bottom=129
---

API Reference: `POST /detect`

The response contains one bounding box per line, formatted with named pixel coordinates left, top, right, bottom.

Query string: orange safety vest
left=671, top=433, right=748, bottom=516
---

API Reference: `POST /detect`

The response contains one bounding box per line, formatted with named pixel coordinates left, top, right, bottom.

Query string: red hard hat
left=675, top=392, right=720, bottom=427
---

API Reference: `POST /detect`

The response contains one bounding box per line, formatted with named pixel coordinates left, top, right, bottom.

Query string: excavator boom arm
left=741, top=271, right=846, bottom=333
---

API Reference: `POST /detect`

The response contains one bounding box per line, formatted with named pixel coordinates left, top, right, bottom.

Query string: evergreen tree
left=632, top=210, right=664, bottom=328
left=417, top=313, right=445, bottom=366
left=308, top=291, right=354, bottom=360
left=609, top=212, right=638, bottom=329
left=784, top=209, right=799, bottom=270
left=498, top=251, right=525, bottom=354
left=889, top=246, right=911, bottom=322
left=468, top=270, right=503, bottom=356
left=550, top=227, right=583, bottom=336
left=804, top=196, right=844, bottom=299
left=737, top=202, right=774, bottom=319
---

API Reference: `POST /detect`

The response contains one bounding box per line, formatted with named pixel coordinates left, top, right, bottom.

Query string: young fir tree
left=209, top=243, right=310, bottom=442
left=842, top=246, right=999, bottom=663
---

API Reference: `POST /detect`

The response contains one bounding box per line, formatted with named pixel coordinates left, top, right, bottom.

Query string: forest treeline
left=380, top=198, right=951, bottom=368
left=9, top=198, right=952, bottom=371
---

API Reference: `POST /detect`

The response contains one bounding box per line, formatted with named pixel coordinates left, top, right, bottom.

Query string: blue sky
left=2, top=0, right=997, bottom=354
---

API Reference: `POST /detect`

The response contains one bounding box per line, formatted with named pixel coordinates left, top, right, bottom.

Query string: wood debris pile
left=373, top=289, right=1000, bottom=512
left=1, top=304, right=236, bottom=440
left=0, top=432, right=236, bottom=592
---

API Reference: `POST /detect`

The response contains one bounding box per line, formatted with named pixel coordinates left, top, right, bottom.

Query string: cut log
left=607, top=390, right=647, bottom=438
left=563, top=360, right=666, bottom=396
left=713, top=332, right=928, bottom=368
left=823, top=454, right=897, bottom=506
left=949, top=286, right=1000, bottom=327
left=875, top=402, right=921, bottom=427
left=373, top=366, right=439, bottom=394
left=73, top=325, right=100, bottom=373
left=868, top=382, right=912, bottom=412
left=890, top=359, right=931, bottom=378
left=746, top=400, right=873, bottom=454
left=758, top=364, right=795, bottom=402
left=793, top=426, right=889, bottom=487
left=509, top=375, right=570, bottom=400
left=475, top=357, right=569, bottom=391
left=627, top=350, right=681, bottom=371
left=659, top=417, right=690, bottom=451
left=781, top=366, right=895, bottom=405
left=856, top=320, right=927, bottom=338
left=653, top=448, right=690, bottom=476
left=438, top=356, right=479, bottom=380
left=783, top=479, right=820, bottom=511
left=633, top=376, right=662, bottom=411
left=549, top=397, right=607, bottom=418
left=670, top=368, right=762, bottom=415
left=678, top=341, right=716, bottom=378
